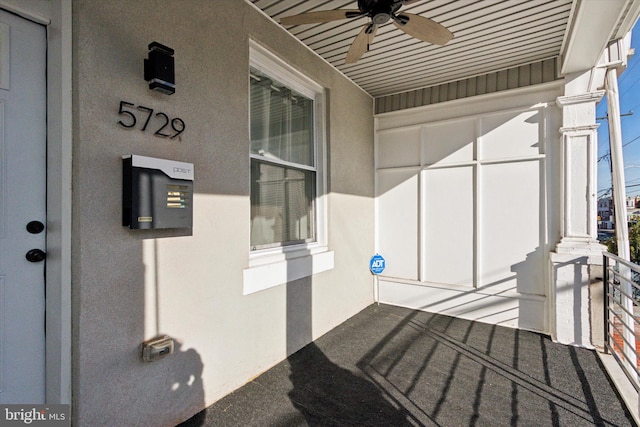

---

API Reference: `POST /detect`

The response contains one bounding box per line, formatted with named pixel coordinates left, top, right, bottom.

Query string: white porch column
left=605, top=67, right=638, bottom=379
left=551, top=88, right=606, bottom=347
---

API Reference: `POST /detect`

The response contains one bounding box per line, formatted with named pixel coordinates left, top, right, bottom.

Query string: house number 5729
left=117, top=100, right=186, bottom=139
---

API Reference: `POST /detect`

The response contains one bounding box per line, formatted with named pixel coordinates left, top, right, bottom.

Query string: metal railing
left=603, top=251, right=640, bottom=391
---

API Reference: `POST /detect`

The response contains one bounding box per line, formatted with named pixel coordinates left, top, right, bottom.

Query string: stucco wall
left=72, top=1, right=374, bottom=425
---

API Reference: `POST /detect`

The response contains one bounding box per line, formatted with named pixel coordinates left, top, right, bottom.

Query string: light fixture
left=144, top=41, right=175, bottom=95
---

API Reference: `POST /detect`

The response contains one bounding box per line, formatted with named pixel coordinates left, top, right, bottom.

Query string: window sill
left=243, top=247, right=334, bottom=295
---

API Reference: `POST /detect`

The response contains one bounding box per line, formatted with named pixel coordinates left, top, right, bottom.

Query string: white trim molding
left=245, top=40, right=333, bottom=295
left=243, top=249, right=334, bottom=295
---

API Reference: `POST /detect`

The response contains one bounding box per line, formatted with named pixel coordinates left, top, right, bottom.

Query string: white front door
left=0, top=10, right=46, bottom=404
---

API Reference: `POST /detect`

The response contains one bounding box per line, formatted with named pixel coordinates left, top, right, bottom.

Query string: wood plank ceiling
left=250, top=0, right=574, bottom=98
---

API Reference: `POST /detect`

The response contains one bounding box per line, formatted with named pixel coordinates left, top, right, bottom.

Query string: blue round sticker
left=369, top=254, right=386, bottom=275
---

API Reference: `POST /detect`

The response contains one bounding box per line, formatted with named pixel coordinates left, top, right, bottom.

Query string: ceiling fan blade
left=392, top=13, right=453, bottom=45
left=345, top=24, right=378, bottom=64
left=280, top=9, right=361, bottom=25
left=401, top=0, right=423, bottom=4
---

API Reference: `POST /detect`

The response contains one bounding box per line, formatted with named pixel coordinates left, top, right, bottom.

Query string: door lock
left=25, top=249, right=46, bottom=263
left=26, top=220, right=45, bottom=234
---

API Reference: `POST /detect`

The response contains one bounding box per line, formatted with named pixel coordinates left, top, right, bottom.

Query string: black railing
left=603, top=251, right=640, bottom=392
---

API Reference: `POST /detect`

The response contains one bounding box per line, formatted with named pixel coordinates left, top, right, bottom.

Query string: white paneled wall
left=422, top=166, right=474, bottom=287
left=479, top=161, right=543, bottom=292
left=377, top=169, right=419, bottom=280
left=375, top=91, right=559, bottom=333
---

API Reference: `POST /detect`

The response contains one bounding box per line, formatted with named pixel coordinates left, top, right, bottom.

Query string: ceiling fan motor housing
left=282, top=0, right=453, bottom=64
left=358, top=0, right=403, bottom=23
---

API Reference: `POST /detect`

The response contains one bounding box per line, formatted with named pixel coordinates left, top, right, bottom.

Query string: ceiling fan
left=280, top=0, right=454, bottom=64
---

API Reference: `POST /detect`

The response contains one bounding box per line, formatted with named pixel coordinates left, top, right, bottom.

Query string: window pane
left=250, top=160, right=316, bottom=248
left=250, top=68, right=314, bottom=167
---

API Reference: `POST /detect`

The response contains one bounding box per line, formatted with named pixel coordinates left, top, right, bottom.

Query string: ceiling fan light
left=373, top=13, right=391, bottom=25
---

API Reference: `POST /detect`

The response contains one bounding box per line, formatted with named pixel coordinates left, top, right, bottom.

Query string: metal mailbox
left=122, top=154, right=193, bottom=229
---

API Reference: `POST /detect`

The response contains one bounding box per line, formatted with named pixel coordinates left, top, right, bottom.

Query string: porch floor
left=179, top=304, right=636, bottom=426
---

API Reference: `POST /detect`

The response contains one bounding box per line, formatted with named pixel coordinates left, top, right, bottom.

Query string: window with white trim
left=244, top=42, right=332, bottom=295
left=250, top=66, right=316, bottom=249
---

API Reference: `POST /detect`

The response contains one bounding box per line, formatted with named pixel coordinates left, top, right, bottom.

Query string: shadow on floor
left=179, top=304, right=636, bottom=427
left=286, top=342, right=413, bottom=425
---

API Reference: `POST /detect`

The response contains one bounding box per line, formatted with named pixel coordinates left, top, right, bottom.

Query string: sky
left=597, top=20, right=640, bottom=199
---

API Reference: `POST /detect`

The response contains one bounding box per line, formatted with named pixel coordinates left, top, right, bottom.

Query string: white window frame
left=243, top=41, right=332, bottom=295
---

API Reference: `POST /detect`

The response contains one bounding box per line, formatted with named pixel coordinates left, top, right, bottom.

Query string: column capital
left=559, top=124, right=600, bottom=134
left=556, top=90, right=604, bottom=130
left=556, top=90, right=605, bottom=108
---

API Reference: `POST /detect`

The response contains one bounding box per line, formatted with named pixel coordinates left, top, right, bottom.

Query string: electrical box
left=141, top=335, right=175, bottom=362
left=122, top=155, right=194, bottom=229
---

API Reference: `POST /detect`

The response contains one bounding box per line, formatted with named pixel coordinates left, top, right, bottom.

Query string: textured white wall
left=72, top=1, right=374, bottom=425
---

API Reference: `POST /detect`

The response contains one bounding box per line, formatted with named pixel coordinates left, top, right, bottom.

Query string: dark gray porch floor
left=179, top=304, right=636, bottom=426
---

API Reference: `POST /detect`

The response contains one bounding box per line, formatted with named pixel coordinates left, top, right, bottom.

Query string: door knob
left=25, top=249, right=46, bottom=263
left=26, top=221, right=45, bottom=234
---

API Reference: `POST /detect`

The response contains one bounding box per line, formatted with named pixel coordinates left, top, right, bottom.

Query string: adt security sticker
left=369, top=254, right=386, bottom=275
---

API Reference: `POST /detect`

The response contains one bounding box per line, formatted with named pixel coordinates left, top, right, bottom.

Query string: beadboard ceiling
left=250, top=0, right=575, bottom=97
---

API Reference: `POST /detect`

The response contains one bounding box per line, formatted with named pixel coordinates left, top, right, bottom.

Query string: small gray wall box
left=122, top=154, right=194, bottom=229
left=141, top=335, right=175, bottom=362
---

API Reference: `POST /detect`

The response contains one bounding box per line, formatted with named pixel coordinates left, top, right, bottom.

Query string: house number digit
left=137, top=105, right=154, bottom=131
left=117, top=100, right=186, bottom=139
left=153, top=112, right=171, bottom=137
left=117, top=101, right=136, bottom=128
left=170, top=118, right=185, bottom=139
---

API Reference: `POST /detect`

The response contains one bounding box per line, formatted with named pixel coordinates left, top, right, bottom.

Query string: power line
left=596, top=114, right=635, bottom=157
left=596, top=63, right=640, bottom=152
left=618, top=55, right=640, bottom=88
left=598, top=134, right=640, bottom=162
left=599, top=182, right=640, bottom=197
left=596, top=111, right=634, bottom=121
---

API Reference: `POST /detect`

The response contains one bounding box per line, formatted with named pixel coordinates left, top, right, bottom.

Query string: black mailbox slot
left=123, top=155, right=193, bottom=229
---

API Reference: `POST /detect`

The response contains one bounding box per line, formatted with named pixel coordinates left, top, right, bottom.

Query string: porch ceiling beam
left=560, top=0, right=636, bottom=75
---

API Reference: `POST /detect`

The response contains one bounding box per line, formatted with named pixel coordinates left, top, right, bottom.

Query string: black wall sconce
left=144, top=42, right=175, bottom=95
